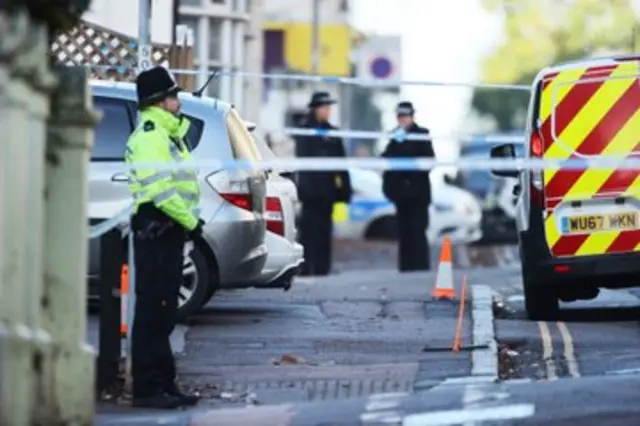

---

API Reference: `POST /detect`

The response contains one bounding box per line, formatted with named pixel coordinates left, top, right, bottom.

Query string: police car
left=490, top=55, right=640, bottom=320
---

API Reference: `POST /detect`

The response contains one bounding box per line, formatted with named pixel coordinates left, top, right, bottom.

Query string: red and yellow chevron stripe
left=538, top=60, right=640, bottom=258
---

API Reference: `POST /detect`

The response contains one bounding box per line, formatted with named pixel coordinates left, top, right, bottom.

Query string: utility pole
left=311, top=0, right=321, bottom=86
left=138, top=0, right=152, bottom=71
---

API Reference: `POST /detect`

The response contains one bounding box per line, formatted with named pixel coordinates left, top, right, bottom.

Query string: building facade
left=83, top=0, right=264, bottom=121
left=261, top=0, right=353, bottom=156
left=177, top=0, right=263, bottom=119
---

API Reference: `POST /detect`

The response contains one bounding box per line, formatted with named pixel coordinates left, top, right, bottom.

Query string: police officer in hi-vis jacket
left=125, top=66, right=201, bottom=409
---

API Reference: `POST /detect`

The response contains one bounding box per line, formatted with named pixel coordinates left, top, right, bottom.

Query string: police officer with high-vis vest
left=125, top=66, right=202, bottom=409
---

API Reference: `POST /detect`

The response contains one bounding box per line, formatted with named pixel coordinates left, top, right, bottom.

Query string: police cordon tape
left=281, top=128, right=524, bottom=142
left=120, top=156, right=640, bottom=173
left=87, top=155, right=640, bottom=241
left=86, top=64, right=531, bottom=91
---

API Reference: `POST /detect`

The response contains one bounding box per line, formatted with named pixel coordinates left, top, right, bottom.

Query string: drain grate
left=210, top=378, right=414, bottom=401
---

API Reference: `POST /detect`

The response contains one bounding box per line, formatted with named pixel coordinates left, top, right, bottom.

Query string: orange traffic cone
left=432, top=236, right=456, bottom=300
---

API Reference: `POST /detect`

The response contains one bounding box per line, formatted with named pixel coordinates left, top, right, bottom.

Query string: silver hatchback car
left=87, top=81, right=267, bottom=319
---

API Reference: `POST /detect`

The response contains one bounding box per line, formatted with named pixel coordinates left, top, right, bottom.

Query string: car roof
left=89, top=79, right=235, bottom=161
left=89, top=79, right=232, bottom=114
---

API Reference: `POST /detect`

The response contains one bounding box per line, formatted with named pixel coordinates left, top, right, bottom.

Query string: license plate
left=561, top=212, right=640, bottom=234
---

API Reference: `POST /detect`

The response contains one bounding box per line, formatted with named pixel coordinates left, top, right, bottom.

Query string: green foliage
left=472, top=0, right=637, bottom=131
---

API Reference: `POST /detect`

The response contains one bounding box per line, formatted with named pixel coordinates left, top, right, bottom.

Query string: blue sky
left=351, top=0, right=503, bottom=159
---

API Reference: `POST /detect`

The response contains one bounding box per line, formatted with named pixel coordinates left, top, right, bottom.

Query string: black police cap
left=136, top=66, right=183, bottom=106
left=396, top=101, right=415, bottom=116
left=308, top=91, right=338, bottom=108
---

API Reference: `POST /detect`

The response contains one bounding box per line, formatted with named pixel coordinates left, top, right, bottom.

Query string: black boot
left=166, top=383, right=200, bottom=406
left=132, top=391, right=183, bottom=409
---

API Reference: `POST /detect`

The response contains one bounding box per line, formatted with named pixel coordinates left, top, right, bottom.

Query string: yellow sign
left=264, top=22, right=351, bottom=76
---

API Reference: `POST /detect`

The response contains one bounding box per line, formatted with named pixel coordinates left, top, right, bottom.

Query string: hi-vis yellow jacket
left=124, top=107, right=200, bottom=230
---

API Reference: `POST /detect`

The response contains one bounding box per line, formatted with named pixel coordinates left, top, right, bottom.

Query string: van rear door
left=538, top=60, right=640, bottom=258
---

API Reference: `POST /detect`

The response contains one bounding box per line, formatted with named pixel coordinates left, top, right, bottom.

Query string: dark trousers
left=131, top=207, right=185, bottom=397
left=395, top=202, right=430, bottom=272
left=299, top=201, right=333, bottom=276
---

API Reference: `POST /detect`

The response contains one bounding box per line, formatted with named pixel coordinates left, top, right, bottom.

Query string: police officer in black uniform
left=295, top=92, right=352, bottom=276
left=381, top=101, right=435, bottom=272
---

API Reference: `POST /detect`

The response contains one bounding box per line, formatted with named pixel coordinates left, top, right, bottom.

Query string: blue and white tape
left=87, top=156, right=640, bottom=239
left=282, top=128, right=525, bottom=143
left=88, top=205, right=132, bottom=239
left=124, top=156, right=640, bottom=174
left=86, top=64, right=531, bottom=92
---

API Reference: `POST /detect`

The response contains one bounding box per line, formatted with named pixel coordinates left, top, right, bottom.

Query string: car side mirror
left=489, top=143, right=520, bottom=178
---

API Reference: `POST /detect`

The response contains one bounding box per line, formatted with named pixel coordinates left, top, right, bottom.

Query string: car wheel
left=521, top=250, right=559, bottom=321
left=177, top=244, right=211, bottom=322
left=365, top=216, right=398, bottom=241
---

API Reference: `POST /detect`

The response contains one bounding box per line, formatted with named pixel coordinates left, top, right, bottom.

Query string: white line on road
left=402, top=404, right=535, bottom=425
left=538, top=321, right=558, bottom=380
left=557, top=321, right=581, bottom=378
left=360, top=392, right=406, bottom=424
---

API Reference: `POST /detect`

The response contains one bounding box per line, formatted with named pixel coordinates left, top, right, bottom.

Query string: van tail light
left=529, top=130, right=545, bottom=208
left=206, top=173, right=253, bottom=211
left=265, top=196, right=285, bottom=236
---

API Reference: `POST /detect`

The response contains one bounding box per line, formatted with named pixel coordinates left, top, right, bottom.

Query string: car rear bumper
left=203, top=202, right=267, bottom=287
left=535, top=251, right=640, bottom=287
left=247, top=233, right=304, bottom=288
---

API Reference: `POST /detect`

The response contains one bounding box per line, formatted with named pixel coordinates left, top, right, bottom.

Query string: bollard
left=97, top=229, right=124, bottom=396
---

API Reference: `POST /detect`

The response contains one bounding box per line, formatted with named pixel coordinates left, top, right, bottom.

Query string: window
left=131, top=108, right=205, bottom=152
left=92, top=97, right=133, bottom=160
left=206, top=66, right=222, bottom=97
left=231, top=0, right=246, bottom=12
left=208, top=18, right=223, bottom=61
left=180, top=0, right=202, bottom=5
left=177, top=15, right=200, bottom=51
left=184, top=115, right=205, bottom=151
left=210, top=0, right=225, bottom=3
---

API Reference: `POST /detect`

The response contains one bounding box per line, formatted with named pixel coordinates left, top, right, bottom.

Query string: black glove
left=189, top=219, right=205, bottom=239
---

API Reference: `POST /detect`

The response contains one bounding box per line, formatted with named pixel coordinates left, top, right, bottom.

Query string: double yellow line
left=537, top=321, right=581, bottom=380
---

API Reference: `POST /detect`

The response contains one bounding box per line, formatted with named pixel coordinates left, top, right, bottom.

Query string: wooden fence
left=51, top=20, right=195, bottom=90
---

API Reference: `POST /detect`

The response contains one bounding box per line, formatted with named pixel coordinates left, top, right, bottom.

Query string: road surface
left=94, top=242, right=640, bottom=425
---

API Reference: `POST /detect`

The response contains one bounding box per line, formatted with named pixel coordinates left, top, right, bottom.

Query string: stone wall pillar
left=41, top=65, right=100, bottom=425
left=0, top=10, right=56, bottom=425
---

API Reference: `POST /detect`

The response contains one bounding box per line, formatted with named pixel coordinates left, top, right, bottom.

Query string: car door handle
left=111, top=173, right=129, bottom=183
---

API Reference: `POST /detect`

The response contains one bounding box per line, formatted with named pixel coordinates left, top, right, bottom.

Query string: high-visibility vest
left=124, top=107, right=200, bottom=230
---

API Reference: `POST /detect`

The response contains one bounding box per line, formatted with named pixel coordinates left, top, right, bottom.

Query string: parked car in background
left=295, top=168, right=482, bottom=244
left=458, top=137, right=525, bottom=243
left=87, top=81, right=267, bottom=320
left=244, top=124, right=304, bottom=289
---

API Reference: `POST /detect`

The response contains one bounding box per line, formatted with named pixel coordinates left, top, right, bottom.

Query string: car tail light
left=220, top=193, right=253, bottom=211
left=206, top=173, right=253, bottom=211
left=265, top=196, right=285, bottom=236
left=529, top=130, right=545, bottom=208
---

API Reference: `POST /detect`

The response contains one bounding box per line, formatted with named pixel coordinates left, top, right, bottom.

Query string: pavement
left=91, top=242, right=640, bottom=425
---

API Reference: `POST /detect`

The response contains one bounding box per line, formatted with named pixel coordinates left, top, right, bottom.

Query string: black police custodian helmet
left=396, top=101, right=415, bottom=117
left=135, top=66, right=183, bottom=107
left=307, top=91, right=338, bottom=108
